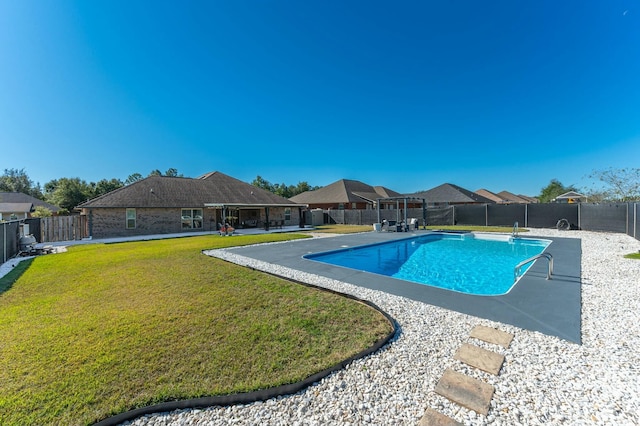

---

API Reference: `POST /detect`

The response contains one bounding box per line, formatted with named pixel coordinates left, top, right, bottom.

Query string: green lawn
left=0, top=233, right=393, bottom=425
left=624, top=252, right=640, bottom=259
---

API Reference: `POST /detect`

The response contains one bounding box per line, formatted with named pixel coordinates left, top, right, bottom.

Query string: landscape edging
left=93, top=267, right=399, bottom=426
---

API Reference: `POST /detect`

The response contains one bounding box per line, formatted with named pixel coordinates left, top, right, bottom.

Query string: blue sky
left=1, top=1, right=639, bottom=196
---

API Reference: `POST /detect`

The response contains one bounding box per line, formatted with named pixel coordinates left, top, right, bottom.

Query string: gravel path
left=5, top=229, right=640, bottom=425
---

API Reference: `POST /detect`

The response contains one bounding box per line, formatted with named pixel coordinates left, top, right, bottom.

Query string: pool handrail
left=514, top=252, right=553, bottom=281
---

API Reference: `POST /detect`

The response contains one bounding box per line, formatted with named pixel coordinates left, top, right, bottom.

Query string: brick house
left=289, top=179, right=404, bottom=210
left=76, top=171, right=306, bottom=239
left=410, top=183, right=495, bottom=206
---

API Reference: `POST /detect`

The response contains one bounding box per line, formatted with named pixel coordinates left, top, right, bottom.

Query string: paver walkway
left=420, top=325, right=514, bottom=424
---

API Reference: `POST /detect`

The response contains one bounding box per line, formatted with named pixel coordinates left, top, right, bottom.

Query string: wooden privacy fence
left=40, top=216, right=88, bottom=243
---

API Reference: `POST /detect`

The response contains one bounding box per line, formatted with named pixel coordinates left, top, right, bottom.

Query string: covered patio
left=204, top=202, right=307, bottom=231
left=376, top=196, right=427, bottom=230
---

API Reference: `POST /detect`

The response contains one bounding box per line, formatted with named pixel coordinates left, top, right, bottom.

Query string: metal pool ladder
left=512, top=221, right=519, bottom=237
left=514, top=253, right=554, bottom=281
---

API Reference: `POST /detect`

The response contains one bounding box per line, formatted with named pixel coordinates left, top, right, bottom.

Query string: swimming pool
left=304, top=233, right=551, bottom=296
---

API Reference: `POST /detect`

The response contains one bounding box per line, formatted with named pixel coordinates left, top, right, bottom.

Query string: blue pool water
left=304, top=233, right=551, bottom=295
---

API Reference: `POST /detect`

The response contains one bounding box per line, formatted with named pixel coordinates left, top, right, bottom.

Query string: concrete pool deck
left=222, top=230, right=582, bottom=343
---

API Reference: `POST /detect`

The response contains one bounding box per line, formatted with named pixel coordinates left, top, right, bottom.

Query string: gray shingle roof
left=517, top=195, right=539, bottom=203
left=289, top=179, right=402, bottom=204
left=475, top=189, right=506, bottom=203
left=0, top=192, right=61, bottom=212
left=0, top=202, right=33, bottom=214
left=410, top=183, right=494, bottom=204
left=77, top=172, right=300, bottom=209
left=497, top=191, right=531, bottom=204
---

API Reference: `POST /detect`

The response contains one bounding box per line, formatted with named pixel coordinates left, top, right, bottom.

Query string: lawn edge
left=93, top=269, right=399, bottom=426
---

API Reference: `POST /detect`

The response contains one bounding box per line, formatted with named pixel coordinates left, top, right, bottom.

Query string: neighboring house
left=0, top=192, right=60, bottom=220
left=410, top=183, right=495, bottom=206
left=553, top=191, right=587, bottom=203
left=475, top=189, right=538, bottom=204
left=289, top=179, right=403, bottom=210
left=76, top=171, right=306, bottom=239
left=475, top=189, right=508, bottom=204
left=497, top=191, right=535, bottom=204
left=516, top=194, right=539, bottom=204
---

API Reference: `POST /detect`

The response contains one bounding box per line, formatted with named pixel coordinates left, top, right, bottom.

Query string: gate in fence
left=38, top=216, right=89, bottom=243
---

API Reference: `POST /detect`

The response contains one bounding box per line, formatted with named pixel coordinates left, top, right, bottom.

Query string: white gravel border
left=4, top=229, right=640, bottom=425
left=121, top=229, right=640, bottom=426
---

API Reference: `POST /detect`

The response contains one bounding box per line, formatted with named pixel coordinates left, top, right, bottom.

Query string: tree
left=164, top=168, right=182, bottom=177
left=31, top=206, right=53, bottom=218
left=44, top=178, right=93, bottom=212
left=272, top=182, right=292, bottom=198
left=588, top=167, right=640, bottom=202
left=0, top=168, right=43, bottom=199
left=251, top=175, right=321, bottom=197
left=92, top=178, right=124, bottom=197
left=538, top=179, right=578, bottom=203
left=582, top=189, right=607, bottom=203
left=251, top=175, right=274, bottom=192
left=125, top=173, right=143, bottom=185
left=292, top=181, right=320, bottom=195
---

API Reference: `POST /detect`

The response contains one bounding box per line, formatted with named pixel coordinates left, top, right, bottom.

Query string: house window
left=126, top=209, right=136, bottom=229
left=352, top=203, right=357, bottom=209
left=338, top=203, right=345, bottom=210
left=181, top=208, right=203, bottom=229
left=284, top=208, right=291, bottom=221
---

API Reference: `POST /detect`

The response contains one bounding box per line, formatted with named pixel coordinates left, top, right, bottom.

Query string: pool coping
left=224, top=230, right=582, bottom=344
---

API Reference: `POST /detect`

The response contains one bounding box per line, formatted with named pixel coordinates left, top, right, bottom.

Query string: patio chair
left=218, top=223, right=235, bottom=236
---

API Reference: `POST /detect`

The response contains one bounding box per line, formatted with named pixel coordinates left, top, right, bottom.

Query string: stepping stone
left=419, top=408, right=463, bottom=426
left=434, top=368, right=494, bottom=415
left=454, top=343, right=505, bottom=375
left=470, top=325, right=513, bottom=348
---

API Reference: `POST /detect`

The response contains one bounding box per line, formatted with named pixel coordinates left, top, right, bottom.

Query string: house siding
left=84, top=208, right=217, bottom=239
left=82, top=206, right=301, bottom=238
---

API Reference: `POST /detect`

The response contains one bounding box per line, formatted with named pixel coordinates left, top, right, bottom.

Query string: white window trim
left=181, top=208, right=203, bottom=229
left=126, top=208, right=136, bottom=229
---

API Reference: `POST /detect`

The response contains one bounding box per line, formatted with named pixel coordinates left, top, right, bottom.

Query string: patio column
left=422, top=199, right=427, bottom=228
left=404, top=198, right=408, bottom=231
left=298, top=207, right=305, bottom=228
left=265, top=207, right=270, bottom=231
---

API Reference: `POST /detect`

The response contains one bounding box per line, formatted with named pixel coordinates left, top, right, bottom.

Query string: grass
left=0, top=233, right=393, bottom=425
left=425, top=225, right=529, bottom=233
left=624, top=252, right=640, bottom=259
left=306, top=224, right=373, bottom=234
left=0, top=258, right=33, bottom=294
